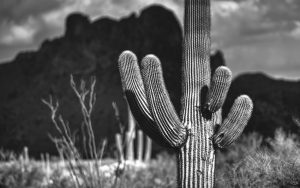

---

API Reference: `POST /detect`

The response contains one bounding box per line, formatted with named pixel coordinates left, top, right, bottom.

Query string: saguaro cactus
left=118, top=0, right=253, bottom=187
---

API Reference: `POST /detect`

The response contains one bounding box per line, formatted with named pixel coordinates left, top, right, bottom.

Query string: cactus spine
left=118, top=0, right=253, bottom=187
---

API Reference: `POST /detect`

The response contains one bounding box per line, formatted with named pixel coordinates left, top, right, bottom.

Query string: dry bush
left=216, top=129, right=300, bottom=188
left=42, top=75, right=107, bottom=188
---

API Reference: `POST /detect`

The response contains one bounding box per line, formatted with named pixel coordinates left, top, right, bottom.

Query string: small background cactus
left=112, top=102, right=152, bottom=164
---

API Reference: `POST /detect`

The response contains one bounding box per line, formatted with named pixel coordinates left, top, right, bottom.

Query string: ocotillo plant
left=118, top=0, right=253, bottom=187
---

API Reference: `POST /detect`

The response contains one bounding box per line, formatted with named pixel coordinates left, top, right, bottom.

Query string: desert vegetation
left=1, top=129, right=300, bottom=188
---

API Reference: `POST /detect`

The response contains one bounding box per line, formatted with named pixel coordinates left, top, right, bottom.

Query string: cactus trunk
left=115, top=133, right=124, bottom=162
left=125, top=132, right=134, bottom=161
left=144, top=136, right=152, bottom=162
left=177, top=110, right=221, bottom=188
left=178, top=147, right=215, bottom=188
left=178, top=0, right=215, bottom=187
left=117, top=0, right=253, bottom=187
left=137, top=130, right=144, bottom=161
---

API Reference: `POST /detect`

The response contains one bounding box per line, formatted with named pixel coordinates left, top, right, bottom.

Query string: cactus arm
left=118, top=51, right=171, bottom=147
left=141, top=55, right=187, bottom=147
left=206, top=66, right=232, bottom=113
left=213, top=95, right=253, bottom=148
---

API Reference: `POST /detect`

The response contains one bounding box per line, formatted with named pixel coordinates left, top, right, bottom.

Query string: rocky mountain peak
left=65, top=13, right=91, bottom=38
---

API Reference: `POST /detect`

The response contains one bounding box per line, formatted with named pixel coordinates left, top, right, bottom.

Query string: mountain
left=0, top=5, right=299, bottom=157
left=0, top=6, right=184, bottom=156
left=224, top=73, right=300, bottom=137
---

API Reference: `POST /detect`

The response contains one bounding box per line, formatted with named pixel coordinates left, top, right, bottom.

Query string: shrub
left=216, top=129, right=300, bottom=188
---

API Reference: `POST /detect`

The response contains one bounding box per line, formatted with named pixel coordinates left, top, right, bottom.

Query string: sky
left=1, top=0, right=300, bottom=79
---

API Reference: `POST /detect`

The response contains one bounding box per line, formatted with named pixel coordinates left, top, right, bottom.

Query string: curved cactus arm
left=206, top=66, right=232, bottom=113
left=141, top=55, right=187, bottom=147
left=118, top=51, right=171, bottom=147
left=213, top=95, right=253, bottom=148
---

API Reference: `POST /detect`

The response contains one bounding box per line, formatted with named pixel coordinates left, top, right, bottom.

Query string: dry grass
left=216, top=129, right=300, bottom=188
